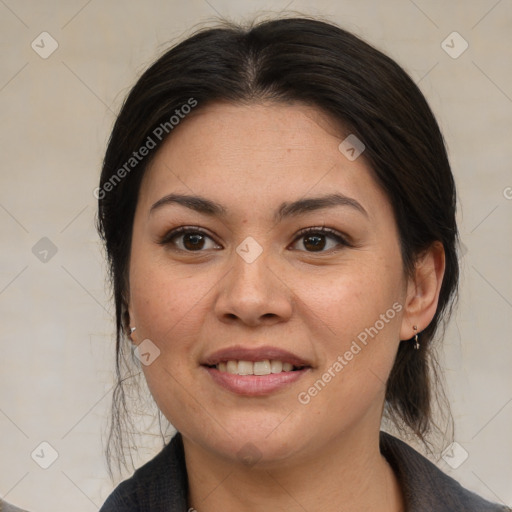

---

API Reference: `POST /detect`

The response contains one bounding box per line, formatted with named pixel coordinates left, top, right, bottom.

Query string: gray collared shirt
left=99, top=431, right=511, bottom=511
left=0, top=500, right=29, bottom=512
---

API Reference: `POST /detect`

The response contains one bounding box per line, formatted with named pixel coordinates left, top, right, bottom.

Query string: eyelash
left=157, top=225, right=351, bottom=253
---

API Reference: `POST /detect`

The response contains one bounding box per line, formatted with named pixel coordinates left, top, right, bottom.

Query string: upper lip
left=202, top=345, right=311, bottom=367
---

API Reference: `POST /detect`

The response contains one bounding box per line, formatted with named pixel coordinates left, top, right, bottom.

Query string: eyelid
left=292, top=226, right=352, bottom=248
left=157, top=225, right=219, bottom=247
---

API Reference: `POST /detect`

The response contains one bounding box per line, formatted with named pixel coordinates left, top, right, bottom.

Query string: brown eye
left=292, top=227, right=350, bottom=253
left=302, top=233, right=328, bottom=251
left=181, top=232, right=206, bottom=250
left=158, top=227, right=221, bottom=252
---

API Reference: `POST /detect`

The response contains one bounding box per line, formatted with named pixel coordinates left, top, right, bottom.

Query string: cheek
left=129, top=252, right=215, bottom=342
left=298, top=258, right=403, bottom=338
left=293, top=257, right=404, bottom=402
left=129, top=257, right=209, bottom=429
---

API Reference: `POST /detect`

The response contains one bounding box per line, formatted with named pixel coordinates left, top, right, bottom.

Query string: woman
left=96, top=16, right=509, bottom=512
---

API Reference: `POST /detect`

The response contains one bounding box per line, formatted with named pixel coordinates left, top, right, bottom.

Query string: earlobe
left=122, top=296, right=133, bottom=337
left=399, top=241, right=446, bottom=341
left=124, top=294, right=139, bottom=343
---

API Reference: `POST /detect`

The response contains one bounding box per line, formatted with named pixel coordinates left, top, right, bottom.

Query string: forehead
left=137, top=101, right=391, bottom=223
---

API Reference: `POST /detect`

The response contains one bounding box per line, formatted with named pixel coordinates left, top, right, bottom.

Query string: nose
left=213, top=244, right=293, bottom=327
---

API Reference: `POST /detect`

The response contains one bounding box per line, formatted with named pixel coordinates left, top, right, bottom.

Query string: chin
left=190, top=413, right=311, bottom=466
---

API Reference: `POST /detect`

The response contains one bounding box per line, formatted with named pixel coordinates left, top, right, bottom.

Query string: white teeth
left=253, top=360, right=271, bottom=375
left=215, top=359, right=300, bottom=375
left=270, top=360, right=283, bottom=373
left=226, top=361, right=238, bottom=374
left=238, top=360, right=254, bottom=375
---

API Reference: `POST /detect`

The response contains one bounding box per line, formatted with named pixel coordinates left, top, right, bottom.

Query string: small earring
left=413, top=325, right=420, bottom=350
left=130, top=327, right=136, bottom=334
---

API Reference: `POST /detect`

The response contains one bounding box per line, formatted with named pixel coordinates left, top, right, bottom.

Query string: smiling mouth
left=204, top=360, right=309, bottom=375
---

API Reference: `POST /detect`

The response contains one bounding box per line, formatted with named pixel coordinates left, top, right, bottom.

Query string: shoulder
left=99, top=432, right=188, bottom=511
left=0, top=500, right=30, bottom=512
left=99, top=475, right=141, bottom=511
left=380, top=431, right=510, bottom=512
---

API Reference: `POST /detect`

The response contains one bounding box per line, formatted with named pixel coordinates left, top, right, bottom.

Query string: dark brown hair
left=96, top=15, right=458, bottom=478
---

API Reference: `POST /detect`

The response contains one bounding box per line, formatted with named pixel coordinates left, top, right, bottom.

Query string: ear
left=399, top=241, right=446, bottom=340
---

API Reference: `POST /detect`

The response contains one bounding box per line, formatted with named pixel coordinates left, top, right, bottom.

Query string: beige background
left=1, top=0, right=511, bottom=510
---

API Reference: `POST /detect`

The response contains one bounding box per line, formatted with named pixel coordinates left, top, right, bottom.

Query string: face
left=128, top=101, right=410, bottom=466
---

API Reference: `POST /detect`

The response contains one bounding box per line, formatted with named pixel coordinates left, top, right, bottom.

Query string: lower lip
left=203, top=366, right=310, bottom=396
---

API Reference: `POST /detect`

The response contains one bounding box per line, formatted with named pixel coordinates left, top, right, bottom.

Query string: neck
left=183, top=427, right=405, bottom=512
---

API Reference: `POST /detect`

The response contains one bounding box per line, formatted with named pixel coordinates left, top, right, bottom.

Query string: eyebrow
left=149, top=192, right=368, bottom=222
